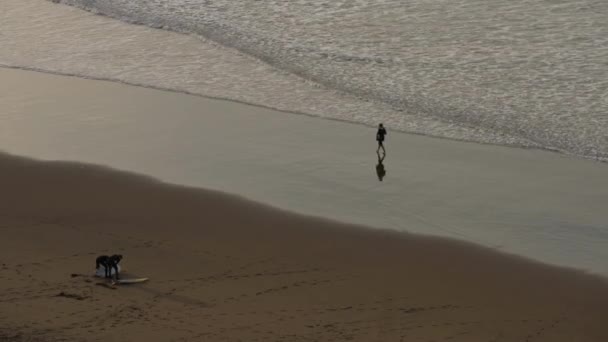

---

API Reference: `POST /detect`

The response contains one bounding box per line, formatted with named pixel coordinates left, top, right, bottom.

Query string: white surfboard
left=112, top=277, right=149, bottom=285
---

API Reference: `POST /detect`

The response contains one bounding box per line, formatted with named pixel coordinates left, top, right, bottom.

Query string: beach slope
left=1, top=152, right=607, bottom=341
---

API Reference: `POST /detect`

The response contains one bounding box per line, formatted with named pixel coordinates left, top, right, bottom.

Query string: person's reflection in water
left=376, top=151, right=386, bottom=181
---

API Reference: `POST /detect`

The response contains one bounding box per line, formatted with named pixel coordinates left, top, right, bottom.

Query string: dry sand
left=1, top=152, right=608, bottom=341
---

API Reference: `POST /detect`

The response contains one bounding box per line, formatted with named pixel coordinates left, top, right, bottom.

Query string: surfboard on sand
left=112, top=278, right=149, bottom=285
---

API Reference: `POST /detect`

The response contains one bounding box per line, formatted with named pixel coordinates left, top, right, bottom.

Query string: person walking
left=376, top=123, right=387, bottom=154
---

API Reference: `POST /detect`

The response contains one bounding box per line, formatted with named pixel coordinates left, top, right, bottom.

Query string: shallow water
left=2, top=0, right=607, bottom=160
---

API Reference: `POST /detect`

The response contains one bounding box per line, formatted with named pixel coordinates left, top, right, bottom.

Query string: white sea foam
left=2, top=0, right=608, bottom=160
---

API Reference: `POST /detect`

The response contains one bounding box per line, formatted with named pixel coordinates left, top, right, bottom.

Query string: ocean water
left=3, top=0, right=607, bottom=160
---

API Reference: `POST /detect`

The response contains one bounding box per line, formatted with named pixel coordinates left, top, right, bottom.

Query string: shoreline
left=9, top=0, right=591, bottom=159
left=2, top=149, right=606, bottom=279
left=7, top=63, right=599, bottom=163
left=1, top=152, right=608, bottom=341
left=41, top=0, right=608, bottom=161
left=2, top=67, right=608, bottom=277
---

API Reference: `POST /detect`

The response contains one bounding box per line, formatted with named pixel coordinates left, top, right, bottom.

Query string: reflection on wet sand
left=376, top=151, right=386, bottom=181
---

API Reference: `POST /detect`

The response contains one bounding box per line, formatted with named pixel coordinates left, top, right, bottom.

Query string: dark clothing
left=376, top=127, right=387, bottom=142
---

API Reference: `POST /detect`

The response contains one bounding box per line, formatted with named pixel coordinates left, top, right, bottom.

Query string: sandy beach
left=2, top=0, right=608, bottom=340
left=0, top=69, right=607, bottom=341
left=1, top=150, right=608, bottom=341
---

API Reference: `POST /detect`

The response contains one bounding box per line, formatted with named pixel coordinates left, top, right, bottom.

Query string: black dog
left=95, top=254, right=122, bottom=279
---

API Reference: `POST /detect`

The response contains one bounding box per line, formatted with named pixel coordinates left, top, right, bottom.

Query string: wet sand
left=2, top=67, right=608, bottom=277
left=1, top=151, right=608, bottom=341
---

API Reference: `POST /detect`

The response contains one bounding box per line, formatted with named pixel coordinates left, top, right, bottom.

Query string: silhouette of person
left=376, top=151, right=386, bottom=181
left=376, top=123, right=387, bottom=154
